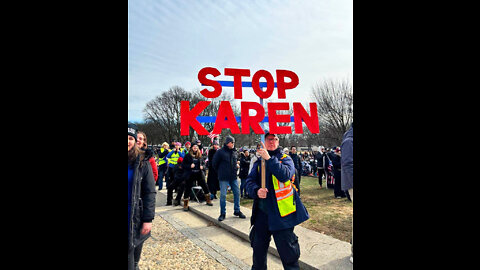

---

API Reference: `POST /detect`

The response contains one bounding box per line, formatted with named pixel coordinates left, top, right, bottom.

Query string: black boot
left=166, top=188, right=173, bottom=206
left=173, top=198, right=180, bottom=206
left=234, top=211, right=246, bottom=219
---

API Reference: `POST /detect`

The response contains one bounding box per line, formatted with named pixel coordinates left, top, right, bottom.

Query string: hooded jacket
left=245, top=148, right=309, bottom=231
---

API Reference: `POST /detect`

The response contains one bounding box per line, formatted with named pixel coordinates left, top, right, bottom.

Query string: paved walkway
left=157, top=189, right=353, bottom=270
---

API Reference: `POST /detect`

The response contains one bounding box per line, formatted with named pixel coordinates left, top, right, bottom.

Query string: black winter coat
left=212, top=145, right=238, bottom=181
left=207, top=148, right=219, bottom=192
left=331, top=153, right=342, bottom=179
left=315, top=152, right=327, bottom=169
left=182, top=153, right=206, bottom=180
left=289, top=153, right=302, bottom=172
left=239, top=153, right=251, bottom=179
left=128, top=155, right=156, bottom=252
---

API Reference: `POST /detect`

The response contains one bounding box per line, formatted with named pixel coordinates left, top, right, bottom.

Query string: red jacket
left=141, top=148, right=159, bottom=182
left=148, top=157, right=158, bottom=182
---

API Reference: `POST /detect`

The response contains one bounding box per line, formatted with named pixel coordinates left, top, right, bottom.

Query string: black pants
left=175, top=182, right=185, bottom=202
left=167, top=175, right=185, bottom=203
left=333, top=171, right=346, bottom=198
left=250, top=209, right=300, bottom=270
left=127, top=241, right=143, bottom=270
left=166, top=166, right=177, bottom=189
left=184, top=171, right=210, bottom=199
left=295, top=169, right=301, bottom=195
left=317, top=168, right=325, bottom=187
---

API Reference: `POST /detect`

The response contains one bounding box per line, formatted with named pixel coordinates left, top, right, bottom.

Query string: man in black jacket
left=212, top=135, right=246, bottom=221
left=315, top=146, right=327, bottom=189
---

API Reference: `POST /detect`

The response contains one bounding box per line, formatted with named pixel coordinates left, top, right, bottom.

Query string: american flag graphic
left=207, top=131, right=219, bottom=143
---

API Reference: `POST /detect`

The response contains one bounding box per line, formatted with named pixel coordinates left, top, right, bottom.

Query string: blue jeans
left=157, top=166, right=167, bottom=190
left=240, top=178, right=246, bottom=197
left=219, top=179, right=240, bottom=215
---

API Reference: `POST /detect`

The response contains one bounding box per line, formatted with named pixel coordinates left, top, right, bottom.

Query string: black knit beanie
left=128, top=122, right=138, bottom=141
left=224, top=135, right=235, bottom=145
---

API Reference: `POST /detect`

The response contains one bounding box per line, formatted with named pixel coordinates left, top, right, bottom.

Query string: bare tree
left=311, top=78, right=353, bottom=146
left=142, top=86, right=236, bottom=146
left=143, top=86, right=195, bottom=143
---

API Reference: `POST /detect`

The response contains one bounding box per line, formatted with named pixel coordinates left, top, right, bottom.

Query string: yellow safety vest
left=168, top=151, right=181, bottom=166
left=157, top=148, right=169, bottom=166
left=259, top=154, right=297, bottom=217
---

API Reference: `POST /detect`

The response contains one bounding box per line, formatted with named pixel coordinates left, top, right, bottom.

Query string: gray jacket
left=341, top=125, right=353, bottom=190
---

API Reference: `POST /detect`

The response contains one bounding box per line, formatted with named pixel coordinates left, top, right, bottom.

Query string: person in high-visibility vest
left=165, top=142, right=185, bottom=205
left=156, top=142, right=170, bottom=190
left=245, top=131, right=309, bottom=270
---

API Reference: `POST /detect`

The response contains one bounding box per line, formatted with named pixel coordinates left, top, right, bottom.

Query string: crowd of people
left=283, top=146, right=352, bottom=200
left=128, top=122, right=354, bottom=269
left=151, top=140, right=351, bottom=203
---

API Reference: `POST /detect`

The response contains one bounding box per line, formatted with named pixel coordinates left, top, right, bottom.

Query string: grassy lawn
left=225, top=175, right=353, bottom=242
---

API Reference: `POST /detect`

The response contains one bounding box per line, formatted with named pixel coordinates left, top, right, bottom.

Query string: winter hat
left=175, top=142, right=181, bottom=147
left=224, top=135, right=235, bottom=145
left=185, top=141, right=191, bottom=147
left=128, top=122, right=138, bottom=141
left=212, top=140, right=219, bottom=146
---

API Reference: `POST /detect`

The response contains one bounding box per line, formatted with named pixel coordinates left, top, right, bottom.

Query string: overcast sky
left=128, top=0, right=352, bottom=123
